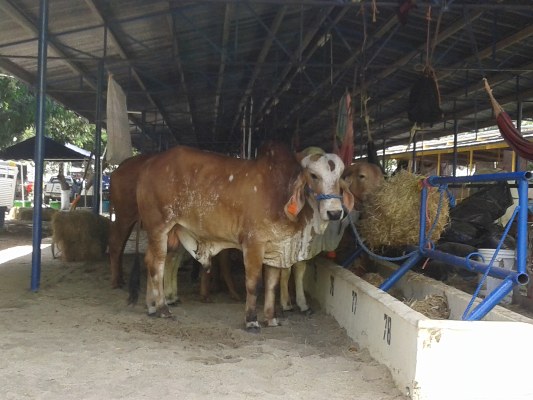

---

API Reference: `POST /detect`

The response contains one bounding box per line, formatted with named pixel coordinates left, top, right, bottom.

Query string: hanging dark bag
left=408, top=67, right=443, bottom=125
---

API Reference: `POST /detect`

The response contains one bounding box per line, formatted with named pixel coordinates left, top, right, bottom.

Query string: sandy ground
left=0, top=220, right=408, bottom=400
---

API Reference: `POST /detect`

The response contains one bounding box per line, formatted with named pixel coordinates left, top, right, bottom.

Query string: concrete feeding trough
left=305, top=257, right=533, bottom=400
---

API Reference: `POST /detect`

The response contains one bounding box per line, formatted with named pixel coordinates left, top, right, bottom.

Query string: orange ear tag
left=287, top=201, right=298, bottom=216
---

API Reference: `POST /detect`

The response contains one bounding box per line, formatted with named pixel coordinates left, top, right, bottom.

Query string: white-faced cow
left=279, top=160, right=384, bottom=313
left=133, top=142, right=354, bottom=330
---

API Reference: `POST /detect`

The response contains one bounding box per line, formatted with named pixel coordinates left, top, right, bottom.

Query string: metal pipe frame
left=379, top=171, right=532, bottom=321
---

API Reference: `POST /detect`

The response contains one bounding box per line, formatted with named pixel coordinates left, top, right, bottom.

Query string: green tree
left=0, top=75, right=105, bottom=151
left=0, top=75, right=35, bottom=147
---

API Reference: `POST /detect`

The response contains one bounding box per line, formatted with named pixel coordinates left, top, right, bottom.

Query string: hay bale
left=52, top=210, right=110, bottom=262
left=358, top=170, right=450, bottom=249
left=405, top=294, right=450, bottom=320
left=42, top=208, right=58, bottom=221
left=10, top=207, right=58, bottom=221
left=17, top=207, right=34, bottom=221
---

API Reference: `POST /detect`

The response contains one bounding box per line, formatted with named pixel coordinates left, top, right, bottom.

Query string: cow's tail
left=127, top=222, right=141, bottom=305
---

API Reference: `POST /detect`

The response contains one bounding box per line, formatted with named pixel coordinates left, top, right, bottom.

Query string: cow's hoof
left=301, top=307, right=314, bottom=316
left=265, top=318, right=280, bottom=327
left=167, top=298, right=181, bottom=306
left=156, top=306, right=173, bottom=318
left=245, top=321, right=261, bottom=333
left=281, top=306, right=294, bottom=316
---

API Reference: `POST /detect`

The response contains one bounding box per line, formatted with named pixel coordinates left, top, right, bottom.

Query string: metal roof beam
left=0, top=0, right=97, bottom=90
left=213, top=3, right=234, bottom=141
left=279, top=13, right=399, bottom=128
left=372, top=23, right=533, bottom=133
left=166, top=12, right=198, bottom=145
left=229, top=5, right=287, bottom=135
left=253, top=5, right=341, bottom=128
left=300, top=8, right=489, bottom=131
left=84, top=0, right=177, bottom=141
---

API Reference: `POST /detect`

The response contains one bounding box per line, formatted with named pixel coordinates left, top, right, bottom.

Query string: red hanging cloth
left=334, top=92, right=355, bottom=166
left=484, top=78, right=533, bottom=161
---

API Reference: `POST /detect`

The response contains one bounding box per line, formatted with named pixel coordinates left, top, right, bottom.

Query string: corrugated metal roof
left=1, top=0, right=532, bottom=157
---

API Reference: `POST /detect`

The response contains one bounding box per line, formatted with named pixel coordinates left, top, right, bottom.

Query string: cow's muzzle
left=315, top=193, right=343, bottom=220
left=326, top=210, right=342, bottom=220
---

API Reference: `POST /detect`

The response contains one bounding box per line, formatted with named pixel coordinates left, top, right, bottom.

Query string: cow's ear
left=284, top=174, right=306, bottom=221
left=340, top=178, right=355, bottom=213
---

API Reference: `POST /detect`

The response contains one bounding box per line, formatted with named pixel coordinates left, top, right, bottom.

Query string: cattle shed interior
left=3, top=3, right=533, bottom=399
left=1, top=0, right=533, bottom=159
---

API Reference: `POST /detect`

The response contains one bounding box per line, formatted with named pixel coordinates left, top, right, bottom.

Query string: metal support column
left=92, top=59, right=104, bottom=214
left=452, top=117, right=458, bottom=177
left=30, top=0, right=49, bottom=292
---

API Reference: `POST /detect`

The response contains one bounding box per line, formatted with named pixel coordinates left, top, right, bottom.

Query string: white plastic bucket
left=478, top=248, right=516, bottom=304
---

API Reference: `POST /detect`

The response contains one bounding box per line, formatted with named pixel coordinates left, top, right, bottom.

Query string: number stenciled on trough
left=351, top=290, right=358, bottom=314
left=383, top=314, right=392, bottom=345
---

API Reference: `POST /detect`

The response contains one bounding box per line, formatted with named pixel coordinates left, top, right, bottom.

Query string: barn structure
left=1, top=1, right=533, bottom=399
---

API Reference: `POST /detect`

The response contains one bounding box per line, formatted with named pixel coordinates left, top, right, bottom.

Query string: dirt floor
left=0, top=219, right=407, bottom=400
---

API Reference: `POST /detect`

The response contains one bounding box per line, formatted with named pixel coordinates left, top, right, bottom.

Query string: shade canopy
left=0, top=137, right=91, bottom=162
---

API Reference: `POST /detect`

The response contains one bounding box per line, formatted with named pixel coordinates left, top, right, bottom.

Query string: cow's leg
left=293, top=261, right=310, bottom=313
left=242, top=245, right=264, bottom=331
left=108, top=219, right=135, bottom=288
left=219, top=250, right=241, bottom=301
left=200, top=268, right=213, bottom=303
left=263, top=265, right=281, bottom=327
left=163, top=249, right=184, bottom=305
left=145, top=235, right=171, bottom=318
left=279, top=266, right=293, bottom=311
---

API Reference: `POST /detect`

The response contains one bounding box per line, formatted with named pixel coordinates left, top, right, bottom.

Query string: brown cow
left=342, top=161, right=385, bottom=209
left=133, top=142, right=354, bottom=330
left=279, top=161, right=384, bottom=313
left=109, top=154, right=155, bottom=289
left=109, top=154, right=239, bottom=303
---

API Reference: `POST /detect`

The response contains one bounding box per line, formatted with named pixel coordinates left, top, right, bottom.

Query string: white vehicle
left=43, top=176, right=75, bottom=204
left=0, top=161, right=19, bottom=210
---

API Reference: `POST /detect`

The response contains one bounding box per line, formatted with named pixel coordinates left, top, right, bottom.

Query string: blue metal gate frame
left=379, top=171, right=531, bottom=321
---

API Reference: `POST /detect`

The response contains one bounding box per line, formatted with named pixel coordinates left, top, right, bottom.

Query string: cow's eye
left=310, top=173, right=318, bottom=180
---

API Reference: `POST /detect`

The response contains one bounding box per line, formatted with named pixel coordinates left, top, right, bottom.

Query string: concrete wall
left=305, top=257, right=533, bottom=400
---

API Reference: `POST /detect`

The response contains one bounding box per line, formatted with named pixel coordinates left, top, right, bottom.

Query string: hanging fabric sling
left=407, top=6, right=443, bottom=126
left=484, top=78, right=533, bottom=161
left=408, top=66, right=443, bottom=125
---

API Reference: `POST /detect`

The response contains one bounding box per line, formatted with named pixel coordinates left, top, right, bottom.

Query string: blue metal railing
left=378, top=171, right=531, bottom=321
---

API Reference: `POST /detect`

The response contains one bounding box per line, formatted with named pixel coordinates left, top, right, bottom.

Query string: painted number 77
left=383, top=314, right=392, bottom=345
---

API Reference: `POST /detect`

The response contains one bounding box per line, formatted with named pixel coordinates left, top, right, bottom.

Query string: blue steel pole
left=379, top=183, right=429, bottom=292
left=422, top=248, right=528, bottom=284
left=341, top=247, right=364, bottom=268
left=428, top=171, right=531, bottom=185
left=31, top=0, right=49, bottom=292
left=92, top=59, right=103, bottom=214
left=380, top=251, right=424, bottom=292
left=464, top=276, right=516, bottom=321
left=516, top=176, right=529, bottom=275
